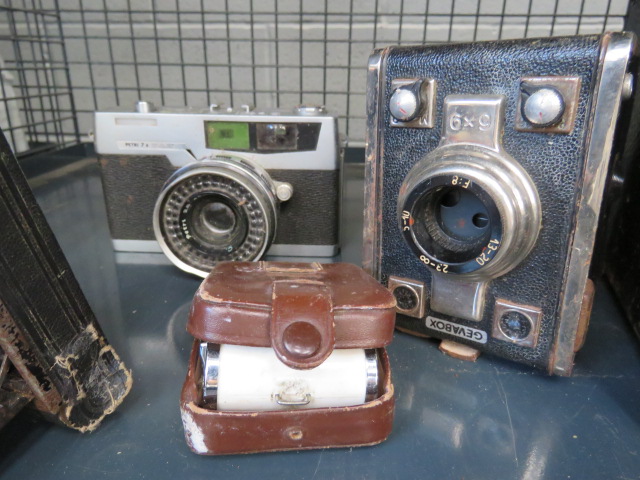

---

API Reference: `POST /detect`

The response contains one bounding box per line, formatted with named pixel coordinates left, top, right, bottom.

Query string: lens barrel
left=153, top=156, right=278, bottom=277
left=398, top=144, right=541, bottom=280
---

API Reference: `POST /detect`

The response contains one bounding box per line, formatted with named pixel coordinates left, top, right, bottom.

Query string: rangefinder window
left=205, top=121, right=321, bottom=153
left=205, top=121, right=250, bottom=150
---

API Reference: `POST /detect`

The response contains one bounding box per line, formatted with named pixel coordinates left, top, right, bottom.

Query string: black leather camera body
left=0, top=130, right=131, bottom=431
left=364, top=32, right=636, bottom=375
left=95, top=103, right=341, bottom=277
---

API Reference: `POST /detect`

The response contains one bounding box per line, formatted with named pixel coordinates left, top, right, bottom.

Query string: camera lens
left=398, top=147, right=541, bottom=279
left=154, top=157, right=278, bottom=277
left=187, top=194, right=246, bottom=251
left=435, top=187, right=490, bottom=243
left=200, top=201, right=236, bottom=234
left=404, top=176, right=502, bottom=271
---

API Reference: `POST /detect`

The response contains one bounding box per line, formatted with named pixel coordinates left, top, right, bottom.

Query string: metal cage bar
left=0, top=0, right=79, bottom=156
left=0, top=0, right=629, bottom=152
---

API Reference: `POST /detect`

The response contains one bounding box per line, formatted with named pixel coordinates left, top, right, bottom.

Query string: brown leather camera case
left=180, top=261, right=396, bottom=455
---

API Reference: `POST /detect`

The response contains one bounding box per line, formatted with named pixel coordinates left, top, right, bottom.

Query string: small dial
left=521, top=86, right=565, bottom=127
left=390, top=87, right=420, bottom=122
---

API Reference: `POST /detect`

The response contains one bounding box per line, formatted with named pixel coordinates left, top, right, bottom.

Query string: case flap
left=270, top=281, right=334, bottom=369
left=188, top=262, right=396, bottom=348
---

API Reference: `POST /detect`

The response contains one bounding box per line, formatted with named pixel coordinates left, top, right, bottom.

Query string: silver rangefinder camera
left=94, top=102, right=341, bottom=277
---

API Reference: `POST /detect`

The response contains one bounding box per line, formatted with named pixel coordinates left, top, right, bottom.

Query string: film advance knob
left=389, top=85, right=421, bottom=122
left=521, top=86, right=565, bottom=127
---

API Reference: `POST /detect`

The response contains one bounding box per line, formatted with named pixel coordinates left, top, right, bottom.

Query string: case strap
left=270, top=280, right=334, bottom=370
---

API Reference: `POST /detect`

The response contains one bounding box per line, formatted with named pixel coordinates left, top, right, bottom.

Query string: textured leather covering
left=98, top=154, right=174, bottom=240
left=180, top=342, right=395, bottom=455
left=97, top=155, right=339, bottom=245
left=188, top=262, right=396, bottom=348
left=375, top=35, right=603, bottom=370
left=270, top=169, right=340, bottom=246
left=0, top=132, right=132, bottom=432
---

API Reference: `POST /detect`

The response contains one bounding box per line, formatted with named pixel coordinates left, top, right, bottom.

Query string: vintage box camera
left=180, top=262, right=396, bottom=455
left=94, top=103, right=341, bottom=277
left=364, top=32, right=636, bottom=375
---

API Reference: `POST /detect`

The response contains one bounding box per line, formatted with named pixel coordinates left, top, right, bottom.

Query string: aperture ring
left=154, top=158, right=278, bottom=277
left=399, top=173, right=504, bottom=275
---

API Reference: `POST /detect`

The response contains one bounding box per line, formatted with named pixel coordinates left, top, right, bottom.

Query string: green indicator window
left=205, top=121, right=250, bottom=150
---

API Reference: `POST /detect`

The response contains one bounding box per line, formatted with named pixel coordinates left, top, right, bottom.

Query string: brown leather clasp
left=270, top=280, right=335, bottom=370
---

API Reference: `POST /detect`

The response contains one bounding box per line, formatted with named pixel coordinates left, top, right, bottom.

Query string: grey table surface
left=1, top=146, right=639, bottom=480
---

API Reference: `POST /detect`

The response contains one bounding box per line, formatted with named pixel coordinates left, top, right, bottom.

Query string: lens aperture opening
left=201, top=201, right=236, bottom=234
left=435, top=187, right=491, bottom=244
left=185, top=193, right=247, bottom=252
left=400, top=174, right=503, bottom=274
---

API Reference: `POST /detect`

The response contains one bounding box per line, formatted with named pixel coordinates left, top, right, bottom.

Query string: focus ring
left=153, top=157, right=278, bottom=277
left=161, top=173, right=266, bottom=261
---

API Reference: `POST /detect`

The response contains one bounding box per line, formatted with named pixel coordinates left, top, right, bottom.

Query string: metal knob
left=389, top=87, right=420, bottom=122
left=294, top=105, right=326, bottom=116
left=275, top=181, right=293, bottom=202
left=135, top=100, right=153, bottom=113
left=521, top=86, right=565, bottom=127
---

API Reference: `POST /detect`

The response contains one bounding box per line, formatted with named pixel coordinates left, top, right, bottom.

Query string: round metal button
left=282, top=321, right=322, bottom=359
left=522, top=87, right=565, bottom=127
left=389, top=87, right=419, bottom=122
left=275, top=182, right=293, bottom=202
left=135, top=100, right=153, bottom=113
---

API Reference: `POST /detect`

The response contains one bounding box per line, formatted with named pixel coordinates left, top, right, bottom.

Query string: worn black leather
left=269, top=168, right=339, bottom=246
left=98, top=155, right=340, bottom=246
left=377, top=35, right=602, bottom=370
left=0, top=132, right=130, bottom=429
left=99, top=154, right=177, bottom=240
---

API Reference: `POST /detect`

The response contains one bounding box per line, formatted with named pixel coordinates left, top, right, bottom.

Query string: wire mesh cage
left=0, top=0, right=78, bottom=156
left=0, top=0, right=630, bottom=154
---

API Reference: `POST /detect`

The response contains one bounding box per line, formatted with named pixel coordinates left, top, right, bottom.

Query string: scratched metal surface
left=0, top=146, right=639, bottom=480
